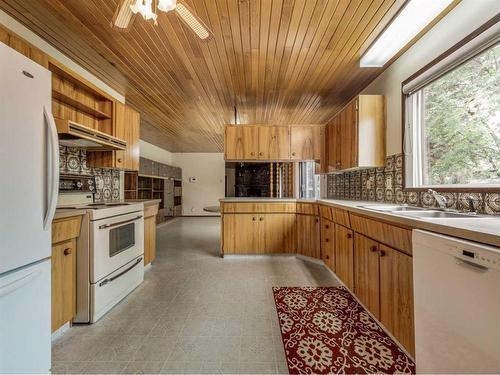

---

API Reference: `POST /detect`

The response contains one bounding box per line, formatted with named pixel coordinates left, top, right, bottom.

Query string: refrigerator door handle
left=0, top=269, right=41, bottom=298
left=43, top=107, right=59, bottom=230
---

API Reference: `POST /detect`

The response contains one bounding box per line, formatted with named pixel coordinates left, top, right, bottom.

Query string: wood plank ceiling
left=0, top=0, right=404, bottom=152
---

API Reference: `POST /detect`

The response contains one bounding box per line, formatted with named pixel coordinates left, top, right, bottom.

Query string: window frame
left=401, top=15, right=500, bottom=192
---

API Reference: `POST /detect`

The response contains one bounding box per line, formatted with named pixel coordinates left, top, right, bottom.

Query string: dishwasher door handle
left=455, top=256, right=489, bottom=272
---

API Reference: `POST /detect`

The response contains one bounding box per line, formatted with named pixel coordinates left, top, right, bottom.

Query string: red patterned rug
left=273, top=286, right=415, bottom=374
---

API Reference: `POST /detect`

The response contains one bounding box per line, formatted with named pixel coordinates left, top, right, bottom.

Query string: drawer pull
left=380, top=250, right=386, bottom=257
left=347, top=233, right=353, bottom=239
left=370, top=246, right=377, bottom=252
left=326, top=255, right=329, bottom=259
left=325, top=224, right=330, bottom=229
left=325, top=238, right=329, bottom=243
left=252, top=217, right=256, bottom=221
left=259, top=217, right=264, bottom=221
left=63, top=248, right=72, bottom=256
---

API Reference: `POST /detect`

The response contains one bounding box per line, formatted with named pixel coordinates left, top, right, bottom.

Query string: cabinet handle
left=380, top=250, right=386, bottom=257
left=326, top=255, right=329, bottom=259
left=325, top=238, right=329, bottom=243
left=250, top=152, right=255, bottom=156
left=315, top=218, right=319, bottom=223
left=292, top=152, right=296, bottom=156
left=325, top=224, right=330, bottom=229
left=370, top=246, right=378, bottom=252
left=259, top=152, right=263, bottom=156
left=63, top=248, right=72, bottom=256
left=347, top=233, right=352, bottom=239
left=252, top=217, right=256, bottom=221
left=117, top=158, right=122, bottom=163
left=259, top=217, right=264, bottom=221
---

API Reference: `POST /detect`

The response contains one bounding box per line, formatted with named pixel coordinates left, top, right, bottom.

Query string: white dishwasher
left=413, top=230, right=500, bottom=373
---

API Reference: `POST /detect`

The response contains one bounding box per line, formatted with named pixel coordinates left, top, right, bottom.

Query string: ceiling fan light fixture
left=176, top=3, right=211, bottom=40
left=130, top=0, right=157, bottom=22
left=158, top=0, right=177, bottom=12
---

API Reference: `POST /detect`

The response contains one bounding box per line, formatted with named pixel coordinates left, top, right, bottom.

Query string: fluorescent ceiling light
left=360, top=0, right=453, bottom=67
left=176, top=3, right=211, bottom=40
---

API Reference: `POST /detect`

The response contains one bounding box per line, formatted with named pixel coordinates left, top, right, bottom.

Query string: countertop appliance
left=0, top=43, right=58, bottom=373
left=413, top=230, right=500, bottom=373
left=58, top=193, right=144, bottom=323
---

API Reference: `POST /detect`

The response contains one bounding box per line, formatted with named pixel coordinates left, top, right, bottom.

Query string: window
left=404, top=21, right=500, bottom=188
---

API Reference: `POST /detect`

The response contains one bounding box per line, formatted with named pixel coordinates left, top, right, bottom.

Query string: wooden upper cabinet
left=290, top=125, right=322, bottom=160
left=224, top=125, right=319, bottom=161
left=1, top=25, right=49, bottom=68
left=258, top=126, right=290, bottom=160
left=115, top=102, right=140, bottom=170
left=225, top=125, right=258, bottom=160
left=326, top=95, right=385, bottom=171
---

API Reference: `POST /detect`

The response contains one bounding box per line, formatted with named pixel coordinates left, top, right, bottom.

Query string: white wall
left=0, top=9, right=124, bottom=103
left=362, top=0, right=500, bottom=156
left=139, top=140, right=173, bottom=165
left=171, top=153, right=225, bottom=216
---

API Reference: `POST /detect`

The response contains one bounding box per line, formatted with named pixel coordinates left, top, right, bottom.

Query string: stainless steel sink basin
left=360, top=205, right=426, bottom=212
left=396, top=211, right=481, bottom=219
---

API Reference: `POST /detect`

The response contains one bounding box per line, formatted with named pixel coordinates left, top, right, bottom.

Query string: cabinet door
left=290, top=126, right=322, bottom=160
left=296, top=214, right=320, bottom=258
left=258, top=126, right=290, bottom=160
left=379, top=245, right=415, bottom=356
left=327, top=119, right=341, bottom=171
left=334, top=224, right=354, bottom=289
left=223, top=214, right=259, bottom=253
left=354, top=234, right=380, bottom=319
left=144, top=216, right=157, bottom=265
left=340, top=100, right=358, bottom=169
left=51, top=239, right=76, bottom=332
left=225, top=126, right=259, bottom=160
left=261, top=214, right=296, bottom=253
left=321, top=219, right=335, bottom=271
left=115, top=102, right=140, bottom=170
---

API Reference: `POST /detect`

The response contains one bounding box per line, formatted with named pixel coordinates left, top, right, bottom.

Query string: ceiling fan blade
left=112, top=0, right=137, bottom=31
left=174, top=1, right=213, bottom=40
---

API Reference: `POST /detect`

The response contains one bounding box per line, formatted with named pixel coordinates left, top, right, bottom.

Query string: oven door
left=90, top=211, right=144, bottom=283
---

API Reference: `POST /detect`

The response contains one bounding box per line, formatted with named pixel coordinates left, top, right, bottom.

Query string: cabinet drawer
left=296, top=202, right=319, bottom=215
left=222, top=202, right=296, bottom=213
left=319, top=204, right=334, bottom=220
left=52, top=216, right=82, bottom=244
left=350, top=213, right=412, bottom=255
left=333, top=208, right=351, bottom=228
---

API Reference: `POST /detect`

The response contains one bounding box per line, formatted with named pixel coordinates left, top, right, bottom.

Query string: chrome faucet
left=428, top=189, right=447, bottom=210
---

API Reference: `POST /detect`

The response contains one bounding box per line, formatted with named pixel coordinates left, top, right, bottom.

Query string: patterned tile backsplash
left=59, top=146, right=120, bottom=203
left=326, top=153, right=500, bottom=215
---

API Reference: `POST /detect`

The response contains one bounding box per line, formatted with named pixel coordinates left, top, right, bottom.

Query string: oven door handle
left=98, top=215, right=143, bottom=230
left=99, top=257, right=143, bottom=287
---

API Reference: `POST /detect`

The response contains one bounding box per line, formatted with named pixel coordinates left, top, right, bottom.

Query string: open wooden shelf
left=52, top=89, right=111, bottom=119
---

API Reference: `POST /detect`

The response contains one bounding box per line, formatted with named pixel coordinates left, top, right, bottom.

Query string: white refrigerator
left=0, top=43, right=59, bottom=373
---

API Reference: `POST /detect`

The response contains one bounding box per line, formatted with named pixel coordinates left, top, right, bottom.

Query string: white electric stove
left=57, top=174, right=145, bottom=323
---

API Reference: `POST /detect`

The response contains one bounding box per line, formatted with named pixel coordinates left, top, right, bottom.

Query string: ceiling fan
left=112, top=0, right=213, bottom=40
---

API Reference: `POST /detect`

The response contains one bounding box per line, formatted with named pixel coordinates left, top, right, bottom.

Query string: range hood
left=55, top=118, right=127, bottom=150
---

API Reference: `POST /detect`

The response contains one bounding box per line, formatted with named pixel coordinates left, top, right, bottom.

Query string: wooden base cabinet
left=296, top=214, right=320, bottom=259
left=144, top=202, right=159, bottom=265
left=223, top=213, right=296, bottom=254
left=379, top=244, right=415, bottom=356
left=321, top=219, right=335, bottom=270
left=334, top=224, right=354, bottom=290
left=353, top=233, right=381, bottom=319
left=51, top=215, right=82, bottom=332
left=51, top=239, right=76, bottom=332
left=352, top=233, right=415, bottom=356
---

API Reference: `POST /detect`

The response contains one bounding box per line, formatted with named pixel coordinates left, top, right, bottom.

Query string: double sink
left=360, top=204, right=484, bottom=219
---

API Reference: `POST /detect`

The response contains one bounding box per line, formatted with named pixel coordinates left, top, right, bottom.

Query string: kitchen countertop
left=53, top=208, right=88, bottom=220
left=220, top=197, right=500, bottom=248
left=124, top=199, right=162, bottom=206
